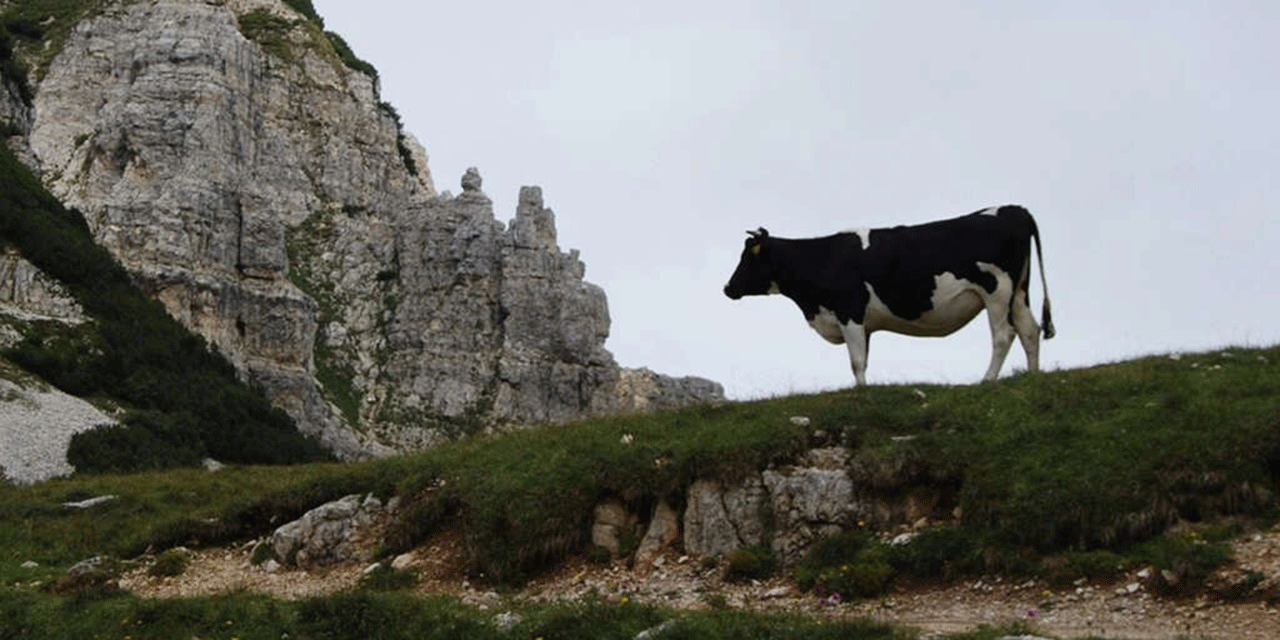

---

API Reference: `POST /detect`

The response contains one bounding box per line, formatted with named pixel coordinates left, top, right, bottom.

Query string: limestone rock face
left=681, top=448, right=883, bottom=566
left=634, top=499, right=680, bottom=569
left=0, top=249, right=87, bottom=331
left=683, top=477, right=768, bottom=557
left=763, top=447, right=870, bottom=565
left=14, top=0, right=721, bottom=458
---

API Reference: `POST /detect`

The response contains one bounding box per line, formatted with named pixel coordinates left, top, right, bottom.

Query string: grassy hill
left=1, top=345, right=1277, bottom=637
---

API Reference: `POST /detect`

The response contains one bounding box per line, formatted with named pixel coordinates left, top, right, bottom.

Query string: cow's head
left=723, top=228, right=774, bottom=300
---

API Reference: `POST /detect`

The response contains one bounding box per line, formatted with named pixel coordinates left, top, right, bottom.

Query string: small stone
left=1126, top=582, right=1141, bottom=594
left=62, top=495, right=116, bottom=509
left=890, top=533, right=916, bottom=546
left=264, top=559, right=280, bottom=573
left=789, top=416, right=810, bottom=426
left=493, top=611, right=522, bottom=632
left=762, top=586, right=790, bottom=599
left=635, top=620, right=677, bottom=640
left=1137, top=567, right=1152, bottom=579
left=362, top=562, right=382, bottom=575
left=202, top=458, right=224, bottom=471
left=391, top=553, right=415, bottom=570
left=20, top=561, right=38, bottom=569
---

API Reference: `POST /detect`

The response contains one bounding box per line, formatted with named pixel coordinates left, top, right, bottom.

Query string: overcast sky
left=312, top=1, right=1279, bottom=399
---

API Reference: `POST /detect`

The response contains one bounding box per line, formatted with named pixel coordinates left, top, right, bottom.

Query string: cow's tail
left=1029, top=212, right=1055, bottom=340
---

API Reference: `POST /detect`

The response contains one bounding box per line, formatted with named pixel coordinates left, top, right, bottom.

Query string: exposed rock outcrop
left=676, top=445, right=950, bottom=566
left=271, top=493, right=397, bottom=569
left=8, top=0, right=722, bottom=459
left=683, top=477, right=768, bottom=558
left=762, top=447, right=867, bottom=565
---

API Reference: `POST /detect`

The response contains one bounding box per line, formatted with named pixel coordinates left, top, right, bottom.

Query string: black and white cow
left=723, top=205, right=1054, bottom=385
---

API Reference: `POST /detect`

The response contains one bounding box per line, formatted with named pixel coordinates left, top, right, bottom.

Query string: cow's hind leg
left=840, top=321, right=870, bottom=386
left=982, top=297, right=1016, bottom=381
left=1011, top=287, right=1041, bottom=373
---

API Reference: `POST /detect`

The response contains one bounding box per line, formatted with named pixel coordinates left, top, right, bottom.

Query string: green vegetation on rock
left=236, top=4, right=378, bottom=82
left=0, top=0, right=102, bottom=80
left=285, top=207, right=363, bottom=427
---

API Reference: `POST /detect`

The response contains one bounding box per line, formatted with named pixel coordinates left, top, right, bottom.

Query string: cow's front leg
left=840, top=321, right=869, bottom=386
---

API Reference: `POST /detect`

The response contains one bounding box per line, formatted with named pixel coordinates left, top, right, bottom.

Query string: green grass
left=3, top=346, right=1278, bottom=589
left=0, top=589, right=914, bottom=640
left=0, top=346, right=1276, bottom=636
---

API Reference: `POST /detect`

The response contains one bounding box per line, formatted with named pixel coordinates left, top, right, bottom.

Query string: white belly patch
left=864, top=272, right=986, bottom=336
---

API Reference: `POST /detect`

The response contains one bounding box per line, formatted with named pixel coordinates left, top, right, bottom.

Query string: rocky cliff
left=4, top=0, right=721, bottom=459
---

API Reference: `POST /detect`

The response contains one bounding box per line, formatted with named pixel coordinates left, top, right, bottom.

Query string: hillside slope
left=5, top=346, right=1278, bottom=575
left=2, top=346, right=1278, bottom=637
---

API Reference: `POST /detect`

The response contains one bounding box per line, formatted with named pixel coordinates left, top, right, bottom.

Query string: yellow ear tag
left=751, top=244, right=762, bottom=256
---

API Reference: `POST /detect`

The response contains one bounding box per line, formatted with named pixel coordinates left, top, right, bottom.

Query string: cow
left=722, top=205, right=1054, bottom=385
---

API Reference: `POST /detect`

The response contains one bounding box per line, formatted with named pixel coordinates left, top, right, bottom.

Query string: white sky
left=312, top=1, right=1280, bottom=399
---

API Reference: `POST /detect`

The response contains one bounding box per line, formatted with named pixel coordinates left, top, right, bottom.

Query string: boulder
left=271, top=494, right=395, bottom=569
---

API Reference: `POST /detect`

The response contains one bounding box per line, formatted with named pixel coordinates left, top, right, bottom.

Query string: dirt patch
left=120, top=528, right=1280, bottom=639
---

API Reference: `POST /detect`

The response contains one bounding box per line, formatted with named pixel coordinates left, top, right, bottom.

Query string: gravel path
left=120, top=527, right=1280, bottom=639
